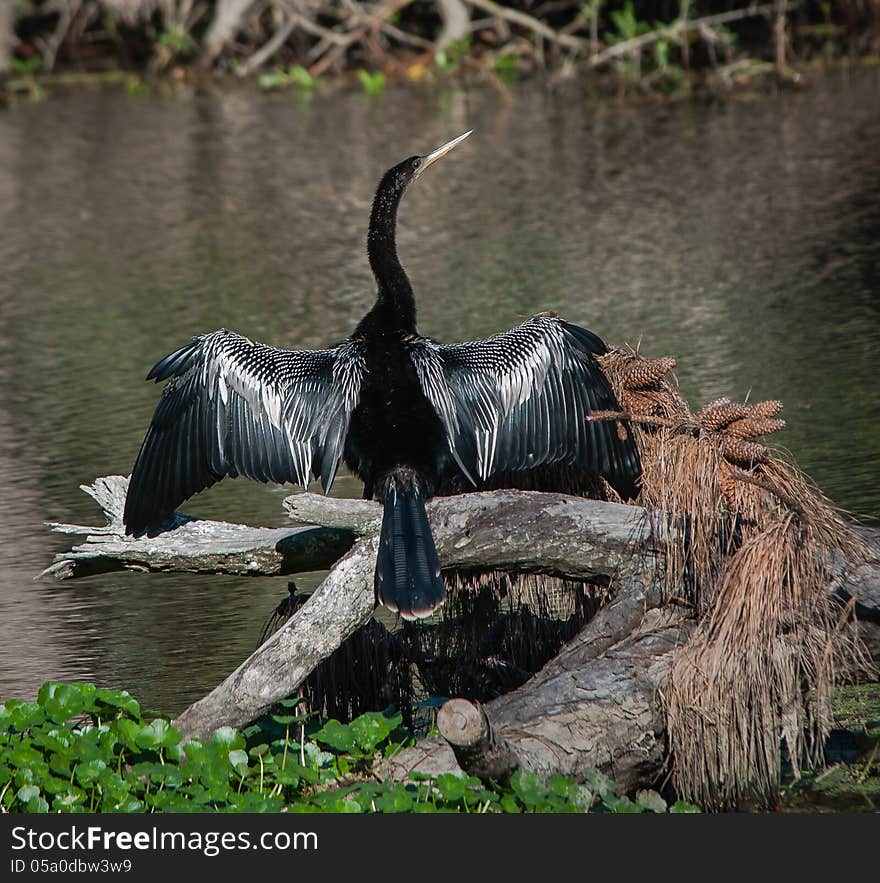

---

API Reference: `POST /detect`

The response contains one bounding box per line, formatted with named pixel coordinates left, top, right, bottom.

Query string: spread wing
left=410, top=316, right=641, bottom=498
left=123, top=329, right=365, bottom=535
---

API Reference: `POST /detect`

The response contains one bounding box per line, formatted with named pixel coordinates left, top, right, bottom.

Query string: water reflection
left=0, top=73, right=877, bottom=711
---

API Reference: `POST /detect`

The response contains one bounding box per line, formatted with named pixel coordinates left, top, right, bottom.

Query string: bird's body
left=123, top=132, right=641, bottom=620
left=346, top=328, right=446, bottom=501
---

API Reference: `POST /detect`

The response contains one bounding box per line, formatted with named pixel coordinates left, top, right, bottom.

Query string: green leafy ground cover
left=0, top=682, right=698, bottom=814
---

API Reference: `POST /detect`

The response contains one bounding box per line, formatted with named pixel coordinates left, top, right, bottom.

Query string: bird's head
left=378, top=130, right=473, bottom=200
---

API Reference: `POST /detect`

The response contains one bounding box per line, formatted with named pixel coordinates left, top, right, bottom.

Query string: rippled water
left=1, top=72, right=878, bottom=713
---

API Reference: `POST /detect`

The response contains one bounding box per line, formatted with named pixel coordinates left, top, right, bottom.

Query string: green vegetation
left=5, top=680, right=876, bottom=812
left=356, top=69, right=386, bottom=96
left=780, top=683, right=880, bottom=812
left=258, top=66, right=317, bottom=92
left=0, top=681, right=699, bottom=814
left=2, top=1, right=879, bottom=102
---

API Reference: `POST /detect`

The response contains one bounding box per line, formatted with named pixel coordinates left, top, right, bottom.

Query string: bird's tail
left=375, top=472, right=445, bottom=620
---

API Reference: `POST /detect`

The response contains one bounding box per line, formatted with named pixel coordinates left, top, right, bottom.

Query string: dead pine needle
left=598, top=344, right=871, bottom=808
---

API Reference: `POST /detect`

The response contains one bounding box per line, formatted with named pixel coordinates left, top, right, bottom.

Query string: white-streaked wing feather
left=124, top=329, right=364, bottom=533
left=410, top=316, right=640, bottom=494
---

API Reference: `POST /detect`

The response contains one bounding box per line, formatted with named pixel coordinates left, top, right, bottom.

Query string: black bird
left=123, top=132, right=641, bottom=620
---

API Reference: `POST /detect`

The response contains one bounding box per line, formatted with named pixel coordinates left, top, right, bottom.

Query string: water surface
left=1, top=73, right=878, bottom=712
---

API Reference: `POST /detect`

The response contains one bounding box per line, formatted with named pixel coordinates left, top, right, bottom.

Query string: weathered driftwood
left=45, top=476, right=665, bottom=585
left=172, top=489, right=667, bottom=741
left=43, top=476, right=356, bottom=580
left=175, top=531, right=381, bottom=740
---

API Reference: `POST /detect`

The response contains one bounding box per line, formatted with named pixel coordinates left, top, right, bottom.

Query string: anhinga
left=123, top=131, right=641, bottom=620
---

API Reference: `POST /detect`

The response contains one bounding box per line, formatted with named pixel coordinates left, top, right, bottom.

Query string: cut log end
left=437, top=698, right=489, bottom=747
left=436, top=697, right=520, bottom=787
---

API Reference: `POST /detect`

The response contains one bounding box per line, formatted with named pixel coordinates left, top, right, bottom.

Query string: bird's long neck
left=366, top=182, right=417, bottom=333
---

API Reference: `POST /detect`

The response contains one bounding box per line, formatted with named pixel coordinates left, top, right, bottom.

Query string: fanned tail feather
left=375, top=473, right=445, bottom=620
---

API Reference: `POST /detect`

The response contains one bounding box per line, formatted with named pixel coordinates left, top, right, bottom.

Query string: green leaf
left=357, top=69, right=385, bottom=95
left=270, top=713, right=304, bottom=726
left=135, top=719, right=180, bottom=750
left=273, top=769, right=301, bottom=788
left=669, top=800, right=701, bottom=814
left=52, top=789, right=86, bottom=810
left=75, top=759, right=108, bottom=786
left=229, top=750, right=250, bottom=776
left=8, top=742, right=45, bottom=769
left=288, top=66, right=314, bottom=89
left=604, top=794, right=643, bottom=813
left=582, top=767, right=617, bottom=801
left=211, top=727, right=245, bottom=751
left=17, top=784, right=41, bottom=803
left=350, top=712, right=393, bottom=752
left=26, top=794, right=50, bottom=813
left=3, top=700, right=44, bottom=730
left=373, top=784, right=418, bottom=813
left=510, top=770, right=544, bottom=807
left=10, top=55, right=42, bottom=75
left=258, top=70, right=289, bottom=90
left=494, top=52, right=519, bottom=84
left=277, top=698, right=306, bottom=709
left=41, top=775, right=74, bottom=795
left=314, top=720, right=357, bottom=753
left=435, top=773, right=468, bottom=802
left=38, top=682, right=92, bottom=723
left=635, top=789, right=667, bottom=813
left=95, top=688, right=141, bottom=718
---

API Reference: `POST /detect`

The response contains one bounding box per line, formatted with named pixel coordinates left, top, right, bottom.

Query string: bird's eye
left=412, top=158, right=422, bottom=170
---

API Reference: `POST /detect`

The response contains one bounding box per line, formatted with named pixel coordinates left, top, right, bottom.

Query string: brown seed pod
left=725, top=417, right=786, bottom=439
left=699, top=401, right=752, bottom=432
left=718, top=434, right=771, bottom=465
left=750, top=399, right=784, bottom=419
left=697, top=397, right=731, bottom=422
left=622, top=356, right=677, bottom=390
left=717, top=460, right=739, bottom=509
left=622, top=389, right=663, bottom=418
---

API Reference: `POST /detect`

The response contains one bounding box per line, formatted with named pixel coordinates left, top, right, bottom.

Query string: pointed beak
left=417, top=130, right=472, bottom=176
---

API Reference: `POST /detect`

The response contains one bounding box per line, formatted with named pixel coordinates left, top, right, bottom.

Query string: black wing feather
left=410, top=315, right=641, bottom=498
left=124, top=329, right=364, bottom=535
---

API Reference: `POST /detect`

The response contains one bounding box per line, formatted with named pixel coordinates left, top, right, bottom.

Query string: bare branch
left=465, top=0, right=586, bottom=51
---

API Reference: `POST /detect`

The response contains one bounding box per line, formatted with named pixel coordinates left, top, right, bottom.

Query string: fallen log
left=45, top=476, right=665, bottom=585
left=380, top=609, right=691, bottom=791
left=45, top=475, right=880, bottom=787
left=46, top=477, right=880, bottom=625
left=42, top=476, right=356, bottom=580
left=172, top=489, right=668, bottom=741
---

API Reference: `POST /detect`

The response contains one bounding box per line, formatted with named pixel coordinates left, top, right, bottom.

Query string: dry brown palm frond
left=665, top=510, right=869, bottom=808
left=639, top=430, right=738, bottom=613
left=599, top=348, right=870, bottom=808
